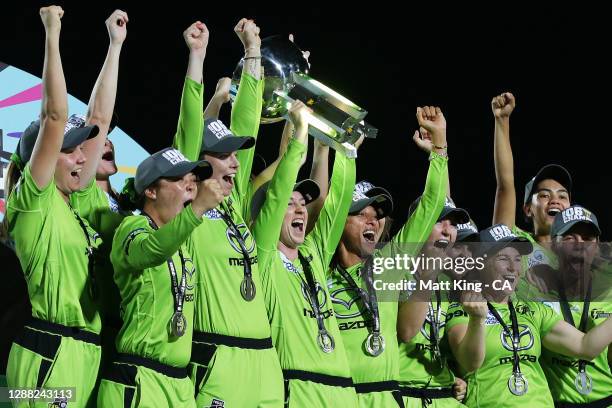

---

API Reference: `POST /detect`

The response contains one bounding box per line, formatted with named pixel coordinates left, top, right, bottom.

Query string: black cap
left=408, top=196, right=470, bottom=226
left=201, top=118, right=255, bottom=154
left=457, top=219, right=479, bottom=242
left=250, top=179, right=321, bottom=222
left=550, top=205, right=601, bottom=238
left=477, top=224, right=533, bottom=257
left=349, top=181, right=393, bottom=218
left=134, top=147, right=212, bottom=194
left=16, top=114, right=99, bottom=164
left=524, top=164, right=572, bottom=205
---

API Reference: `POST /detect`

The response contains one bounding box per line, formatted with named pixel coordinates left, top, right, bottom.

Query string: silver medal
left=508, top=372, right=528, bottom=396
left=364, top=333, right=385, bottom=357
left=240, top=277, right=256, bottom=301
left=317, top=330, right=335, bottom=353
left=574, top=371, right=593, bottom=395
left=169, top=312, right=187, bottom=338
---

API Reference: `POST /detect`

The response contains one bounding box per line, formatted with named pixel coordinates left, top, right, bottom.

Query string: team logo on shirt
left=301, top=281, right=328, bottom=310
left=591, top=308, right=611, bottom=319
left=204, top=208, right=223, bottom=219
left=226, top=223, right=255, bottom=255
left=527, top=249, right=549, bottom=269
left=207, top=398, right=225, bottom=408
left=330, top=286, right=362, bottom=319
left=500, top=324, right=534, bottom=352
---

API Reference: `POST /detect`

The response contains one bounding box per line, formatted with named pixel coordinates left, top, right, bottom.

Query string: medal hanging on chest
left=143, top=214, right=188, bottom=338
left=560, top=281, right=594, bottom=395
left=298, top=252, right=335, bottom=353
left=337, top=257, right=385, bottom=357
left=488, top=301, right=528, bottom=396
left=220, top=204, right=256, bottom=302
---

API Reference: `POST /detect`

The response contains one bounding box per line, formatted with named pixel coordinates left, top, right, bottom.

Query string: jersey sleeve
left=444, top=302, right=470, bottom=332
left=252, top=139, right=307, bottom=260
left=534, top=301, right=563, bottom=337
left=390, top=152, right=448, bottom=253
left=231, top=71, right=264, bottom=218
left=111, top=205, right=202, bottom=272
left=172, top=77, right=205, bottom=161
left=304, top=151, right=356, bottom=268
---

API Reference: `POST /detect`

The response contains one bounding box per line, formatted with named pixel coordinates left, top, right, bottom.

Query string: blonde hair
left=1, top=161, right=23, bottom=243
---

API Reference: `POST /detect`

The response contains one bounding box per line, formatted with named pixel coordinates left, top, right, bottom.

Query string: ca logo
left=420, top=308, right=447, bottom=340
left=330, top=287, right=363, bottom=319
left=301, top=281, right=328, bottom=310
left=226, top=223, right=255, bottom=255
left=500, top=324, right=534, bottom=351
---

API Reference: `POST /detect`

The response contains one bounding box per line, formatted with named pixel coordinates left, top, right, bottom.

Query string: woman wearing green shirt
left=446, top=224, right=612, bottom=408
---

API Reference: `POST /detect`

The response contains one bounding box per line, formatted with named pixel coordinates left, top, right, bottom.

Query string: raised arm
left=252, top=102, right=309, bottom=252
left=204, top=77, right=231, bottom=121
left=543, top=316, right=612, bottom=360
left=80, top=10, right=127, bottom=189
left=492, top=92, right=517, bottom=228
left=307, top=138, right=360, bottom=267
left=231, top=18, right=264, bottom=209
left=29, top=6, right=68, bottom=189
left=446, top=294, right=488, bottom=373
left=305, top=140, right=329, bottom=234
left=172, top=21, right=209, bottom=161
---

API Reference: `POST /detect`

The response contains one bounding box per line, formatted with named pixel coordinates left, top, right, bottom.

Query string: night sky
left=1, top=4, right=609, bottom=235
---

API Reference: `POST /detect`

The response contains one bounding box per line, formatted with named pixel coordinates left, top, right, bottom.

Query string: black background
left=0, top=1, right=610, bottom=374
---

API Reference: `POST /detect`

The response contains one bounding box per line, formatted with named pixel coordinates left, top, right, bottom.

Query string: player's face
left=203, top=151, right=239, bottom=197
left=341, top=206, right=381, bottom=257
left=55, top=144, right=87, bottom=199
left=96, top=138, right=118, bottom=178
left=553, top=223, right=599, bottom=267
left=145, top=173, right=197, bottom=221
left=524, top=179, right=570, bottom=234
left=484, top=246, right=521, bottom=295
left=427, top=218, right=457, bottom=249
left=280, top=191, right=308, bottom=248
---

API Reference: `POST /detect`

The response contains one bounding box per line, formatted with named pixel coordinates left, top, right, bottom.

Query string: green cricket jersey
left=70, top=180, right=125, bottom=327
left=111, top=206, right=201, bottom=367
left=326, top=152, right=448, bottom=386
left=445, top=300, right=562, bottom=407
left=7, top=163, right=102, bottom=333
left=253, top=137, right=356, bottom=376
left=173, top=74, right=272, bottom=338
left=540, top=301, right=612, bottom=404
left=512, top=226, right=559, bottom=302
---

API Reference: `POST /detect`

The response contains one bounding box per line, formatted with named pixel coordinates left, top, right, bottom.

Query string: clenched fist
left=106, top=10, right=128, bottom=45
left=40, top=5, right=64, bottom=31
left=234, top=18, right=261, bottom=51
left=193, top=178, right=224, bottom=214
left=183, top=21, right=209, bottom=56
left=491, top=92, right=515, bottom=119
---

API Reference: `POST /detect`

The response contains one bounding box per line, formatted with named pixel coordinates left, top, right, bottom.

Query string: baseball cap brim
left=439, top=206, right=470, bottom=225
left=250, top=179, right=321, bottom=222
left=61, top=125, right=100, bottom=151
left=162, top=159, right=212, bottom=181
left=202, top=136, right=255, bottom=154
left=294, top=179, right=321, bottom=205
left=524, top=164, right=572, bottom=204
left=479, top=236, right=533, bottom=258
left=553, top=219, right=601, bottom=238
left=350, top=194, right=393, bottom=219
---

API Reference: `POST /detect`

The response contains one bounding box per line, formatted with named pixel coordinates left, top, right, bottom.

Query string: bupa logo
left=490, top=225, right=513, bottom=241
left=562, top=207, right=592, bottom=224
left=330, top=286, right=362, bottom=319
left=527, top=249, right=548, bottom=269
left=420, top=307, right=447, bottom=340
left=226, top=223, right=255, bottom=255
left=208, top=120, right=232, bottom=140
left=162, top=149, right=188, bottom=165
left=301, top=281, right=328, bottom=310
left=500, top=324, right=534, bottom=352
left=204, top=208, right=223, bottom=220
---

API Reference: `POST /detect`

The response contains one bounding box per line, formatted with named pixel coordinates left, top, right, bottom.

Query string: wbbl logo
left=162, top=149, right=188, bottom=165
left=208, top=120, right=232, bottom=140
left=490, top=225, right=514, bottom=241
